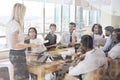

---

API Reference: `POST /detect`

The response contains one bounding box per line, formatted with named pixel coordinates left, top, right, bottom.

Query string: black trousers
left=9, top=49, right=29, bottom=80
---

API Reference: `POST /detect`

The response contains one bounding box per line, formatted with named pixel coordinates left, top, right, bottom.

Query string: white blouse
left=29, top=38, right=47, bottom=53
left=6, top=20, right=24, bottom=50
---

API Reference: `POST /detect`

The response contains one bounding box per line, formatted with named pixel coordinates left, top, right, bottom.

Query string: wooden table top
left=27, top=60, right=68, bottom=75
left=48, top=48, right=75, bottom=55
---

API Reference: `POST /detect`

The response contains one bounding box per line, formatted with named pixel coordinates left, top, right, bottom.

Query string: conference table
left=27, top=60, right=68, bottom=80
left=26, top=47, right=75, bottom=80
left=26, top=47, right=75, bottom=61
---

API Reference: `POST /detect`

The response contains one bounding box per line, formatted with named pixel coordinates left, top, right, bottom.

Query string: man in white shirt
left=60, top=22, right=79, bottom=47
left=69, top=35, right=107, bottom=80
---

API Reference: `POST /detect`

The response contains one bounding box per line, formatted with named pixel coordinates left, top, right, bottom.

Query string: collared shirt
left=60, top=31, right=79, bottom=46
left=69, top=48, right=107, bottom=76
left=108, top=42, right=120, bottom=59
left=101, top=35, right=114, bottom=51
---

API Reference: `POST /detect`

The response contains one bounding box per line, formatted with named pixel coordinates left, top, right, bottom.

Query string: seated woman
left=25, top=27, right=55, bottom=80
left=91, top=24, right=105, bottom=47
left=44, top=24, right=58, bottom=50
left=108, top=28, right=120, bottom=59
left=107, top=28, right=120, bottom=80
left=25, top=27, right=47, bottom=53
left=68, top=35, right=107, bottom=80
left=91, top=24, right=104, bottom=38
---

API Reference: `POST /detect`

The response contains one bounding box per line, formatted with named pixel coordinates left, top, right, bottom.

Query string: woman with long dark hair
left=91, top=24, right=105, bottom=47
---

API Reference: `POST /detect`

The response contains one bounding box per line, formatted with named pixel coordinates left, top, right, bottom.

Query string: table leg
left=38, top=69, right=45, bottom=80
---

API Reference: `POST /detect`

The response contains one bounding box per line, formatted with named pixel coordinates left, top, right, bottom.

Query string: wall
left=101, top=11, right=112, bottom=28
left=111, top=15, right=120, bottom=28
left=101, top=11, right=120, bottom=29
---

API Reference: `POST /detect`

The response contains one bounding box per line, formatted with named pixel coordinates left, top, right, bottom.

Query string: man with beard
left=101, top=26, right=114, bottom=52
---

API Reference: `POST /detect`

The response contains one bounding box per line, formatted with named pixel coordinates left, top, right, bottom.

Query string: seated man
left=44, top=24, right=58, bottom=50
left=68, top=35, right=107, bottom=80
left=60, top=22, right=79, bottom=47
left=100, top=26, right=114, bottom=52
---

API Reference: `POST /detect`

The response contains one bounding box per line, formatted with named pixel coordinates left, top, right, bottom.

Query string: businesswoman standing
left=6, top=3, right=38, bottom=80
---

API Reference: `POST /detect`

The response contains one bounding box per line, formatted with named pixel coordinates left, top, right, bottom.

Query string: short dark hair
left=92, top=24, right=103, bottom=35
left=81, top=35, right=93, bottom=49
left=50, top=24, right=56, bottom=28
left=28, top=27, right=37, bottom=38
left=113, top=28, right=120, bottom=41
left=69, top=22, right=76, bottom=27
left=105, top=26, right=114, bottom=33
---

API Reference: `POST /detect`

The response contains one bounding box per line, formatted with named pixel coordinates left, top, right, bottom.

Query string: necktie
left=70, top=33, right=72, bottom=42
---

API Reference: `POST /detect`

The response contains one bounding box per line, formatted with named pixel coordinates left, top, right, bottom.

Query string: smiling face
left=93, top=25, right=99, bottom=34
left=112, top=32, right=118, bottom=43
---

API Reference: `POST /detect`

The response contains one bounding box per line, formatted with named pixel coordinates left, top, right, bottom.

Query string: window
left=96, top=10, right=101, bottom=24
left=89, top=10, right=101, bottom=26
left=62, top=5, right=70, bottom=31
left=45, top=3, right=55, bottom=33
left=75, top=6, right=83, bottom=30
left=54, top=4, right=61, bottom=32
left=45, top=3, right=61, bottom=33
left=83, top=10, right=90, bottom=26
left=24, top=0, right=44, bottom=34
left=0, top=0, right=101, bottom=51
left=83, top=9, right=101, bottom=26
left=89, top=10, right=95, bottom=26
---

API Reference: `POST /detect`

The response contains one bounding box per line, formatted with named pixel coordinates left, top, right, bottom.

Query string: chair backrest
left=84, top=58, right=120, bottom=80
left=64, top=74, right=79, bottom=80
left=108, top=58, right=120, bottom=80
left=83, top=67, right=111, bottom=80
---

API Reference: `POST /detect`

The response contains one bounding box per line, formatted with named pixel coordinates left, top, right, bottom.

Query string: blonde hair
left=11, top=3, right=26, bottom=26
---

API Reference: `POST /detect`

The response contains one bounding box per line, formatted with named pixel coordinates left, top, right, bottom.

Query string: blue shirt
left=101, top=35, right=114, bottom=51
